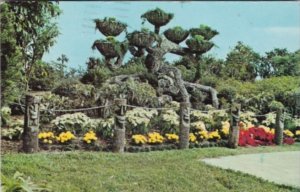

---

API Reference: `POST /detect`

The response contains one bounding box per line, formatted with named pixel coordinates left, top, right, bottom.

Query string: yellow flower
left=165, top=133, right=179, bottom=143
left=221, top=127, right=229, bottom=135
left=38, top=133, right=43, bottom=139
left=83, top=131, right=98, bottom=144
left=132, top=134, right=148, bottom=145
left=221, top=121, right=230, bottom=136
left=296, top=130, right=300, bottom=136
left=222, top=121, right=230, bottom=129
left=56, top=131, right=76, bottom=143
left=189, top=133, right=197, bottom=143
left=283, top=130, right=294, bottom=138
left=147, top=132, right=164, bottom=144
left=208, top=131, right=221, bottom=140
left=239, top=121, right=254, bottom=130
left=196, top=130, right=208, bottom=140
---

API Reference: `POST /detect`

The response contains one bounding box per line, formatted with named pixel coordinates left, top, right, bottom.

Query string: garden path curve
left=202, top=151, right=300, bottom=188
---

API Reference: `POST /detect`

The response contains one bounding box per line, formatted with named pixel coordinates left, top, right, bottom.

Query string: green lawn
left=2, top=144, right=300, bottom=192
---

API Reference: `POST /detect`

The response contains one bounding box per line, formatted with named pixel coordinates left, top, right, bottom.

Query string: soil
left=1, top=139, right=22, bottom=154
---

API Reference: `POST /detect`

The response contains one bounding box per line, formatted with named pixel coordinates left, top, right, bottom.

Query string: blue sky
left=43, top=1, right=300, bottom=69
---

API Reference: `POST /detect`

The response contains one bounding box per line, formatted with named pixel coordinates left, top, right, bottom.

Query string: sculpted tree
left=92, top=8, right=219, bottom=108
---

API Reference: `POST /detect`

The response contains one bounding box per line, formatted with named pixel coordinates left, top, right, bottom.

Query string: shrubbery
left=216, top=76, right=300, bottom=114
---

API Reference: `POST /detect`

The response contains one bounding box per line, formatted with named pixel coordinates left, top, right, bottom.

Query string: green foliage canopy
left=0, top=1, right=61, bottom=105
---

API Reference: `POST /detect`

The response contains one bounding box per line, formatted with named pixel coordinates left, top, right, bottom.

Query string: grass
left=1, top=144, right=300, bottom=192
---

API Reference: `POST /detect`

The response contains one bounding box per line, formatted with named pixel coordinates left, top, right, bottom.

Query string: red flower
left=239, top=127, right=275, bottom=147
left=283, top=137, right=295, bottom=145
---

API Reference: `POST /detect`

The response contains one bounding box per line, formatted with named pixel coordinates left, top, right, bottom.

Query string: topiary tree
left=92, top=8, right=219, bottom=108
left=92, top=17, right=128, bottom=71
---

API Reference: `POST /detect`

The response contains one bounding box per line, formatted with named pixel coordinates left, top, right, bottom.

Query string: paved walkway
left=202, top=151, right=300, bottom=188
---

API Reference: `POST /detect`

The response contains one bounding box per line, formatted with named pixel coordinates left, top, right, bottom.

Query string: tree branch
left=104, top=74, right=141, bottom=84
left=184, top=81, right=219, bottom=108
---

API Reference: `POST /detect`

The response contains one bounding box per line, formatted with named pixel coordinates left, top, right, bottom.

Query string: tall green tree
left=1, top=3, right=24, bottom=105
left=198, top=55, right=225, bottom=77
left=222, top=41, right=260, bottom=81
left=53, top=54, right=69, bottom=77
left=259, top=48, right=300, bottom=78
left=1, top=1, right=61, bottom=104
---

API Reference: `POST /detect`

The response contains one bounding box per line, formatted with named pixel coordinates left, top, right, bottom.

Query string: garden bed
left=0, top=138, right=228, bottom=154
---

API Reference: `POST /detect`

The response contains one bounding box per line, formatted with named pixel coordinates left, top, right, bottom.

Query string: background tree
left=0, top=3, right=24, bottom=105
left=56, top=54, right=69, bottom=76
left=222, top=41, right=260, bottom=81
left=259, top=48, right=300, bottom=78
left=1, top=1, right=61, bottom=105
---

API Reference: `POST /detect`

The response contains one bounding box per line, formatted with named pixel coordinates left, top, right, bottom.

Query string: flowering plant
left=190, top=111, right=212, bottom=124
left=219, top=121, right=230, bottom=139
left=51, top=113, right=95, bottom=134
left=165, top=133, right=179, bottom=143
left=283, top=137, right=295, bottom=145
left=191, top=121, right=206, bottom=131
left=38, top=131, right=55, bottom=144
left=189, top=133, right=197, bottom=143
left=240, top=111, right=258, bottom=124
left=239, top=127, right=274, bottom=147
left=1, top=106, right=11, bottom=125
left=160, top=109, right=180, bottom=133
left=126, top=108, right=158, bottom=134
left=163, top=101, right=180, bottom=111
left=283, top=130, right=294, bottom=138
left=162, top=110, right=179, bottom=126
left=83, top=131, right=97, bottom=144
left=147, top=132, right=164, bottom=144
left=208, top=131, right=221, bottom=141
left=195, top=130, right=208, bottom=141
left=262, top=112, right=276, bottom=127
left=94, top=117, right=114, bottom=139
left=56, top=131, right=76, bottom=143
left=238, top=111, right=257, bottom=130
left=132, top=134, right=147, bottom=145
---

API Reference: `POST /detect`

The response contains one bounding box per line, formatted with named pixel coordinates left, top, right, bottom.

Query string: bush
left=1, top=119, right=23, bottom=140
left=1, top=106, right=11, bottom=126
left=51, top=113, right=95, bottom=134
left=238, top=126, right=295, bottom=147
left=200, top=75, right=219, bottom=88
left=160, top=109, right=180, bottom=133
left=217, top=85, right=237, bottom=106
left=126, top=108, right=158, bottom=134
left=115, top=59, right=147, bottom=76
left=94, top=117, right=114, bottom=139
left=29, top=62, right=60, bottom=91
left=239, top=127, right=274, bottom=146
left=1, top=107, right=23, bottom=140
left=39, top=93, right=74, bottom=123
left=98, top=79, right=157, bottom=107
left=216, top=76, right=300, bottom=114
left=81, top=66, right=112, bottom=87
left=176, top=65, right=196, bottom=82
left=53, top=79, right=96, bottom=99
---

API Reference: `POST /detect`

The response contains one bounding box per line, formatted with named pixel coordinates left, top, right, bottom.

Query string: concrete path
left=202, top=151, right=300, bottom=188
